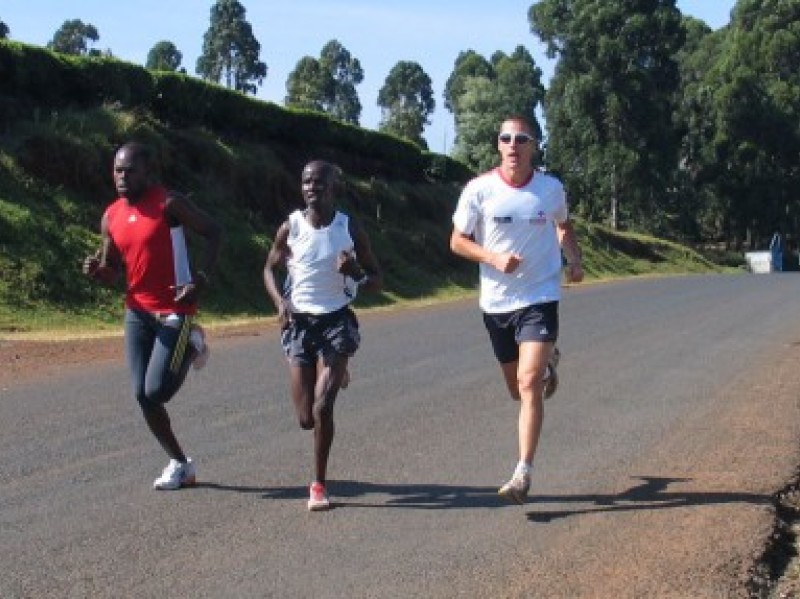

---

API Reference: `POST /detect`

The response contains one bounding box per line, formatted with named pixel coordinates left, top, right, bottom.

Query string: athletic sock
left=515, top=461, right=532, bottom=478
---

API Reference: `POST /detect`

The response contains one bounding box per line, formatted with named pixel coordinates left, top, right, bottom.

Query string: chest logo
left=530, top=211, right=547, bottom=225
left=128, top=215, right=137, bottom=224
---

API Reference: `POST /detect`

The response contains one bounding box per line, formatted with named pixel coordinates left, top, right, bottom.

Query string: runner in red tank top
left=83, top=142, right=222, bottom=490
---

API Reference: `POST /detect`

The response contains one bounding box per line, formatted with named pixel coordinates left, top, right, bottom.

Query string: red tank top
left=104, top=186, right=197, bottom=315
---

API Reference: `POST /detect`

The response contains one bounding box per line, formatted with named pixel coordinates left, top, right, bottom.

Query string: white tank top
left=286, top=210, right=358, bottom=314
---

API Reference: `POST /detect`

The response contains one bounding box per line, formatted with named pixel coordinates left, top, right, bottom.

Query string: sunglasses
left=498, top=132, right=534, bottom=145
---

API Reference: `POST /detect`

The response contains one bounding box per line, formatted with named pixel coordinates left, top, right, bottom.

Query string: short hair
left=302, top=160, right=340, bottom=182
left=116, top=142, right=152, bottom=167
left=500, top=115, right=538, bottom=140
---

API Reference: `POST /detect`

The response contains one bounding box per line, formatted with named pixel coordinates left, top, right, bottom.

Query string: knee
left=136, top=385, right=174, bottom=409
left=517, top=373, right=542, bottom=397
left=313, top=397, right=334, bottom=421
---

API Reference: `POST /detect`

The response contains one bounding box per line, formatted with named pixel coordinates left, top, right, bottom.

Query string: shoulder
left=533, top=170, right=564, bottom=190
left=462, top=169, right=500, bottom=198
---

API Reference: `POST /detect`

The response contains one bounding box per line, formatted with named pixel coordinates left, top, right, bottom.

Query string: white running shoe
left=153, top=458, right=196, bottom=490
left=190, top=325, right=209, bottom=370
left=498, top=471, right=531, bottom=505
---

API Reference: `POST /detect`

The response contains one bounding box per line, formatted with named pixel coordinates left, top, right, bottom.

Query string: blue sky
left=2, top=1, right=735, bottom=151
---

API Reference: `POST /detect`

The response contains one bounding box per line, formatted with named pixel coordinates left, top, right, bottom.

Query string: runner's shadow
left=195, top=480, right=499, bottom=509
left=526, top=475, right=772, bottom=522
left=264, top=480, right=501, bottom=510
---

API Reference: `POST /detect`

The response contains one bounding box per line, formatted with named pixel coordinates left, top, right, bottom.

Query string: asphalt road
left=3, top=274, right=800, bottom=598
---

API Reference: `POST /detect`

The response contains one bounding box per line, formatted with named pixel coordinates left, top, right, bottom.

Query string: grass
left=0, top=105, right=736, bottom=340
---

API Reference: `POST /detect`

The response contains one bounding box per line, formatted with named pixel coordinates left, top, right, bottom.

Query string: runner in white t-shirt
left=450, top=116, right=584, bottom=505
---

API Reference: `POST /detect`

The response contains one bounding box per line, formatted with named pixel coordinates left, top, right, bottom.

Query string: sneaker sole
left=498, top=486, right=527, bottom=505
left=154, top=475, right=197, bottom=491
left=308, top=501, right=331, bottom=512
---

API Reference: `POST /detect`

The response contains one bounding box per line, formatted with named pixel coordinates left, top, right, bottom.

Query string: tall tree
left=447, top=47, right=545, bottom=171
left=285, top=56, right=328, bottom=111
left=443, top=50, right=493, bottom=115
left=530, top=0, right=685, bottom=230
left=0, top=19, right=9, bottom=39
left=319, top=40, right=364, bottom=124
left=285, top=40, right=364, bottom=124
left=196, top=0, right=267, bottom=94
left=377, top=61, right=435, bottom=149
left=47, top=19, right=99, bottom=56
left=685, top=0, right=800, bottom=249
left=146, top=41, right=183, bottom=72
left=451, top=76, right=508, bottom=171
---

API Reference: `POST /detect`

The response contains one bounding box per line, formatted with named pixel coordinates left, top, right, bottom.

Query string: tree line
left=1, top=0, right=798, bottom=249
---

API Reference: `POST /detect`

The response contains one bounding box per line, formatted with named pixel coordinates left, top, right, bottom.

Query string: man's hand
left=82, top=250, right=117, bottom=285
left=490, top=252, right=523, bottom=274
left=565, top=262, right=584, bottom=283
left=337, top=250, right=365, bottom=281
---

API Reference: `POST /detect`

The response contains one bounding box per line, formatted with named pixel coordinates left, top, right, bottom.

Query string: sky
left=2, top=0, right=736, bottom=152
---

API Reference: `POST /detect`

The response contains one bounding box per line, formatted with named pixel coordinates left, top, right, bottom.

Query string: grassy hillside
left=0, top=104, right=727, bottom=336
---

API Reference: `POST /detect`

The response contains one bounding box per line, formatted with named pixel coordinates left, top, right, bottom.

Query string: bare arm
left=449, top=227, right=522, bottom=274
left=339, top=218, right=382, bottom=293
left=263, top=221, right=292, bottom=329
left=166, top=192, right=223, bottom=304
left=82, top=212, right=122, bottom=286
left=557, top=220, right=584, bottom=283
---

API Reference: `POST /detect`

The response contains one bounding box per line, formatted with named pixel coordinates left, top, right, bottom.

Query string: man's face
left=497, top=120, right=536, bottom=169
left=301, top=163, right=334, bottom=208
left=113, top=149, right=149, bottom=200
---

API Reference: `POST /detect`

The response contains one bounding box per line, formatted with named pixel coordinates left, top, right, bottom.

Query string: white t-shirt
left=452, top=168, right=568, bottom=314
left=286, top=210, right=358, bottom=314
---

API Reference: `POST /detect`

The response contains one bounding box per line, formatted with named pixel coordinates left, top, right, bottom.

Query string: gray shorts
left=281, top=306, right=361, bottom=366
left=482, top=301, right=559, bottom=364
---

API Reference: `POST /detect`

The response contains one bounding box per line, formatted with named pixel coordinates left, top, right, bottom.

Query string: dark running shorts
left=482, top=301, right=559, bottom=364
left=281, top=306, right=361, bottom=366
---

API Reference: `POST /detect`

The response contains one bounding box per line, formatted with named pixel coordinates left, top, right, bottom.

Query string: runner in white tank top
left=263, top=160, right=382, bottom=511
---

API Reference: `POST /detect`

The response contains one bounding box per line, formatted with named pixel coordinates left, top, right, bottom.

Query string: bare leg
left=515, top=341, right=553, bottom=464
left=312, top=354, right=349, bottom=484
left=500, top=360, right=521, bottom=400
left=289, top=363, right=316, bottom=430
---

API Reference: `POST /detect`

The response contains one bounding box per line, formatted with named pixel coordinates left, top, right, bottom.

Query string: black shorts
left=281, top=306, right=361, bottom=366
left=482, top=301, right=559, bottom=364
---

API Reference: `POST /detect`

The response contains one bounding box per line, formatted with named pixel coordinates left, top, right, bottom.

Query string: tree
left=196, top=0, right=267, bottom=94
left=530, top=0, right=685, bottom=230
left=319, top=40, right=364, bottom=124
left=285, top=56, right=328, bottom=111
left=451, top=77, right=507, bottom=171
left=446, top=47, right=545, bottom=171
left=377, top=61, right=435, bottom=149
left=443, top=50, right=493, bottom=115
left=679, top=0, right=800, bottom=249
left=285, top=40, right=364, bottom=124
left=47, top=19, right=99, bottom=56
left=146, top=41, right=183, bottom=72
left=0, top=19, right=9, bottom=39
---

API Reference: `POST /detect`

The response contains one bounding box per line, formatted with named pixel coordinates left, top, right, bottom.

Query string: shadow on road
left=526, top=475, right=772, bottom=523
left=194, top=476, right=769, bottom=516
left=195, top=480, right=502, bottom=509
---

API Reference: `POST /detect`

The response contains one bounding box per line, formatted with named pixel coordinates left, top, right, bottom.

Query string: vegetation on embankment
left=0, top=57, right=731, bottom=336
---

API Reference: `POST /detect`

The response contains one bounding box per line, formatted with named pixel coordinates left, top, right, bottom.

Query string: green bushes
left=0, top=40, right=472, bottom=185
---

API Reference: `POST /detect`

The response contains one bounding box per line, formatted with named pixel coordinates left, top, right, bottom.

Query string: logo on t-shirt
left=529, top=211, right=547, bottom=225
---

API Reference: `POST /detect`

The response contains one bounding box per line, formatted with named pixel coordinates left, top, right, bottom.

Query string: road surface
left=2, top=274, right=800, bottom=598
